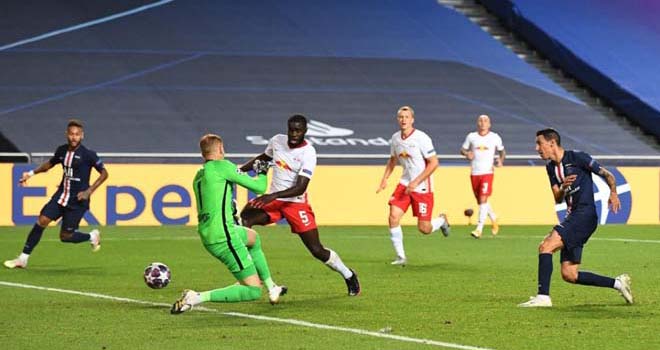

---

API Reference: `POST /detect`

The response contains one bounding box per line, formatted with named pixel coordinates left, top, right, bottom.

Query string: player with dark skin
left=239, top=115, right=360, bottom=296
left=240, top=120, right=329, bottom=262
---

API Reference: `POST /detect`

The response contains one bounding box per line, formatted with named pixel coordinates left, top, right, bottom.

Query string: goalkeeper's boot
left=345, top=269, right=361, bottom=296
left=90, top=229, right=101, bottom=252
left=171, top=289, right=198, bottom=314
left=268, top=285, right=288, bottom=305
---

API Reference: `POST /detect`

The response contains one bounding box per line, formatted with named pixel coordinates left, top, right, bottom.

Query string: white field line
left=0, top=281, right=493, bottom=350
left=0, top=0, right=175, bottom=52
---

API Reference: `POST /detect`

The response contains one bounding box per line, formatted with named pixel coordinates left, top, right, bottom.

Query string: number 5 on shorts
left=298, top=210, right=310, bottom=225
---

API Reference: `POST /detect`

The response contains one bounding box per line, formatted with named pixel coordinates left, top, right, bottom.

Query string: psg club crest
left=555, top=167, right=632, bottom=224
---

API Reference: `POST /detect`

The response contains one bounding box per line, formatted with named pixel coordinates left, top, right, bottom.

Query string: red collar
left=288, top=140, right=308, bottom=149
left=401, top=128, right=415, bottom=140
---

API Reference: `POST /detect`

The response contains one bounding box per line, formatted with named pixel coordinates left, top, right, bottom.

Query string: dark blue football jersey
left=48, top=144, right=104, bottom=208
left=545, top=150, right=601, bottom=213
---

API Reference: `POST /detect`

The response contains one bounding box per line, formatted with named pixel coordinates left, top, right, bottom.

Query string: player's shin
left=576, top=271, right=615, bottom=288
left=538, top=253, right=553, bottom=295
left=389, top=226, right=406, bottom=259
left=324, top=249, right=353, bottom=279
left=60, top=231, right=91, bottom=243
left=23, top=224, right=45, bottom=254
left=477, top=203, right=488, bottom=231
left=201, top=285, right=262, bottom=303
left=248, top=233, right=276, bottom=290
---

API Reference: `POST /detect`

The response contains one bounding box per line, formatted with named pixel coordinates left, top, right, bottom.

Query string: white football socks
left=324, top=249, right=353, bottom=279
left=477, top=203, right=489, bottom=231
left=431, top=216, right=446, bottom=233
left=389, top=226, right=406, bottom=259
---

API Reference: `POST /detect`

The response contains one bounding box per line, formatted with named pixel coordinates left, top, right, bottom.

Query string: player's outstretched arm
left=239, top=153, right=272, bottom=173
left=598, top=167, right=620, bottom=213
left=227, top=165, right=269, bottom=195
left=377, top=155, right=397, bottom=193
left=18, top=161, right=55, bottom=186
left=250, top=176, right=309, bottom=209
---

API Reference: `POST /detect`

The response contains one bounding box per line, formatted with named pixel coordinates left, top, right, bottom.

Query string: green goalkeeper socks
left=200, top=285, right=262, bottom=303
left=238, top=228, right=275, bottom=290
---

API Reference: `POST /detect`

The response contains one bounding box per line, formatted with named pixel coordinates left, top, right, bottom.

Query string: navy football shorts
left=554, top=209, right=598, bottom=263
left=40, top=198, right=88, bottom=233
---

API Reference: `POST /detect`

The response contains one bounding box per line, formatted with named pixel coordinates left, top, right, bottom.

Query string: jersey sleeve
left=48, top=146, right=64, bottom=165
left=390, top=138, right=396, bottom=157
left=495, top=134, right=504, bottom=151
left=546, top=163, right=560, bottom=187
left=419, top=133, right=436, bottom=159
left=88, top=150, right=105, bottom=172
left=298, top=147, right=317, bottom=179
left=461, top=134, right=471, bottom=151
left=223, top=162, right=268, bottom=194
left=264, top=136, right=275, bottom=158
left=575, top=151, right=602, bottom=174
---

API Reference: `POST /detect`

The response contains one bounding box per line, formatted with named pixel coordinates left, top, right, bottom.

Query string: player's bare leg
left=240, top=207, right=271, bottom=228
left=418, top=216, right=450, bottom=237
left=299, top=229, right=360, bottom=296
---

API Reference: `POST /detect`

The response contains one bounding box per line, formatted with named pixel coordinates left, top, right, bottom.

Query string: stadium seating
left=0, top=0, right=656, bottom=156
left=481, top=0, right=660, bottom=140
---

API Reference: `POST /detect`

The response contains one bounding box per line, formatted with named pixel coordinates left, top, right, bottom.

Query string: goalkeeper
left=171, top=134, right=286, bottom=314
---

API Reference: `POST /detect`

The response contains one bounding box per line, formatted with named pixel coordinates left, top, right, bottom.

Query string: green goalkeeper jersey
left=192, top=159, right=267, bottom=245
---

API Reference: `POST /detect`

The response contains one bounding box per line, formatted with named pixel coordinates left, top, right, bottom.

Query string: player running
left=377, top=106, right=449, bottom=266
left=4, top=119, right=108, bottom=269
left=239, top=114, right=361, bottom=296
left=460, top=114, right=505, bottom=238
left=171, top=134, right=286, bottom=314
left=518, top=128, right=632, bottom=307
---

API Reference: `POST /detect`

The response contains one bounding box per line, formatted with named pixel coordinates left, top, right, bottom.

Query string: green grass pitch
left=1, top=225, right=658, bottom=350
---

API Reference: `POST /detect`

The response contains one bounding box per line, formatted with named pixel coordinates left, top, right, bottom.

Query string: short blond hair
left=397, top=105, right=415, bottom=117
left=199, top=134, right=223, bottom=157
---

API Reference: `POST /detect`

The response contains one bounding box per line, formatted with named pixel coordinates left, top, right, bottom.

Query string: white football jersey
left=461, top=131, right=504, bottom=175
left=265, top=134, right=316, bottom=203
left=390, top=129, right=436, bottom=193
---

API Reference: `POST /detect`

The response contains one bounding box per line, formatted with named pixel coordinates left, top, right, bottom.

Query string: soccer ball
left=144, top=262, right=171, bottom=289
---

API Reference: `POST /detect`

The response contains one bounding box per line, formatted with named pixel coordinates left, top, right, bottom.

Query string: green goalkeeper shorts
left=203, top=229, right=256, bottom=280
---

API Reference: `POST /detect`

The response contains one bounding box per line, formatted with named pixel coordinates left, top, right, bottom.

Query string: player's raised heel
left=90, top=229, right=101, bottom=252
left=171, top=289, right=196, bottom=314
left=3, top=257, right=27, bottom=269
left=345, top=269, right=361, bottom=296
left=269, top=285, right=288, bottom=305
left=470, top=229, right=482, bottom=239
left=615, top=274, right=633, bottom=304
left=491, top=221, right=499, bottom=236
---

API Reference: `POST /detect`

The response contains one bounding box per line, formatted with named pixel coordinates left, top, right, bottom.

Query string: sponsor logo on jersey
left=274, top=160, right=293, bottom=171
left=398, top=151, right=410, bottom=158
left=246, top=120, right=389, bottom=147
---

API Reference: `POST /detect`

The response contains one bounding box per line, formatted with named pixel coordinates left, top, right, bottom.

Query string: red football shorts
left=262, top=199, right=317, bottom=233
left=471, top=173, right=494, bottom=198
left=388, top=184, right=434, bottom=220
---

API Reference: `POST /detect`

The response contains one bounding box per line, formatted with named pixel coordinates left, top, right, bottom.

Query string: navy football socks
left=537, top=253, right=553, bottom=295
left=22, top=224, right=45, bottom=254
left=577, top=271, right=615, bottom=288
